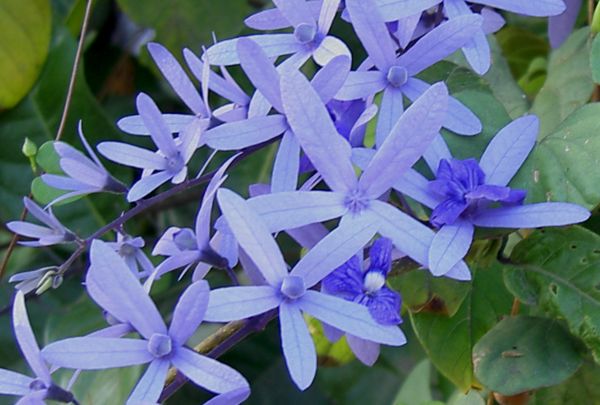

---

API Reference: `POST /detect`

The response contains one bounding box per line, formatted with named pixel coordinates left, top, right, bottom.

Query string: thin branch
left=55, top=0, right=95, bottom=141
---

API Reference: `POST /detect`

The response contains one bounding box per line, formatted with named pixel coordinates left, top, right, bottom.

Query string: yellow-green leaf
left=0, top=0, right=52, bottom=109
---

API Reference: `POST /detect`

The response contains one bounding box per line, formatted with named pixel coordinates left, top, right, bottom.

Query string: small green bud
left=22, top=137, right=38, bottom=158
left=22, top=138, right=38, bottom=172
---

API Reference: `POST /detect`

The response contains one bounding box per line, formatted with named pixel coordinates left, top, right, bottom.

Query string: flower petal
left=87, top=240, right=167, bottom=338
left=346, top=0, right=397, bottom=71
left=148, top=42, right=207, bottom=116
left=291, top=212, right=379, bottom=288
left=279, top=301, right=317, bottom=390
left=299, top=291, right=406, bottom=345
left=127, top=359, right=169, bottom=405
left=360, top=82, right=448, bottom=199
left=171, top=347, right=249, bottom=394
left=205, top=115, right=287, bottom=151
left=281, top=69, right=357, bottom=193
left=472, top=203, right=591, bottom=228
left=169, top=281, right=210, bottom=346
left=479, top=115, right=538, bottom=187
left=13, top=291, right=50, bottom=383
left=428, top=220, right=474, bottom=277
left=41, top=337, right=153, bottom=369
left=204, top=286, right=281, bottom=322
left=217, top=189, right=288, bottom=285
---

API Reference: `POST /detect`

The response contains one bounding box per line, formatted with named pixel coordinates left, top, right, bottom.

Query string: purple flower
left=388, top=115, right=590, bottom=276
left=338, top=0, right=482, bottom=150
left=205, top=189, right=406, bottom=390
left=152, top=155, right=238, bottom=279
left=105, top=233, right=155, bottom=278
left=204, top=38, right=350, bottom=192
left=7, top=197, right=76, bottom=247
left=322, top=238, right=402, bottom=365
left=41, top=240, right=249, bottom=404
left=42, top=122, right=127, bottom=206
left=0, top=291, right=76, bottom=404
left=429, top=158, right=526, bottom=227
left=206, top=0, right=350, bottom=67
left=118, top=43, right=250, bottom=135
left=99, top=93, right=202, bottom=201
left=246, top=70, right=471, bottom=280
left=548, top=0, right=582, bottom=48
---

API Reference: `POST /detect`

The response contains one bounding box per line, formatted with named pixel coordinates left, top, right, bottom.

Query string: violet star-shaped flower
left=388, top=115, right=590, bottom=276
left=118, top=43, right=250, bottom=135
left=42, top=122, right=127, bottom=206
left=206, top=0, right=350, bottom=67
left=0, top=291, right=77, bottom=404
left=204, top=188, right=406, bottom=390
left=7, top=197, right=76, bottom=247
left=99, top=93, right=202, bottom=201
left=204, top=38, right=350, bottom=192
left=246, top=70, right=471, bottom=280
left=41, top=240, right=249, bottom=405
left=152, top=155, right=237, bottom=279
left=338, top=0, right=482, bottom=150
left=322, top=237, right=402, bottom=366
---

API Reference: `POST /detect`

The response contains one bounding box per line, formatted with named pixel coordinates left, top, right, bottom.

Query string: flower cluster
left=5, top=0, right=590, bottom=404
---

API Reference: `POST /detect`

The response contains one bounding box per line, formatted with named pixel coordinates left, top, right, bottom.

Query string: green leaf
left=411, top=263, right=513, bottom=391
left=511, top=103, right=600, bottom=209
left=393, top=359, right=433, bottom=405
left=496, top=26, right=549, bottom=81
left=505, top=226, right=600, bottom=362
left=116, top=0, right=253, bottom=60
left=531, top=28, right=593, bottom=138
left=591, top=34, right=600, bottom=84
left=36, top=140, right=61, bottom=173
left=533, top=360, right=600, bottom=404
left=473, top=316, right=582, bottom=396
left=0, top=0, right=52, bottom=109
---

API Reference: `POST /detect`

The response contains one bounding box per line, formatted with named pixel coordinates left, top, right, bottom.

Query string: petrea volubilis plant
left=3, top=0, right=600, bottom=403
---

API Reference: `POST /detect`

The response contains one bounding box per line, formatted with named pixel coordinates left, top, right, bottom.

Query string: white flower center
left=363, top=271, right=385, bottom=294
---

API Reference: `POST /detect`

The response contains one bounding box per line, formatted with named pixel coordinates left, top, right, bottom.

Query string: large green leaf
left=531, top=28, right=593, bottom=137
left=411, top=263, right=513, bottom=391
left=116, top=0, right=253, bottom=58
left=532, top=360, right=600, bottom=405
left=504, top=226, right=600, bottom=362
left=511, top=103, right=600, bottom=209
left=473, top=316, right=582, bottom=396
left=0, top=0, right=52, bottom=109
